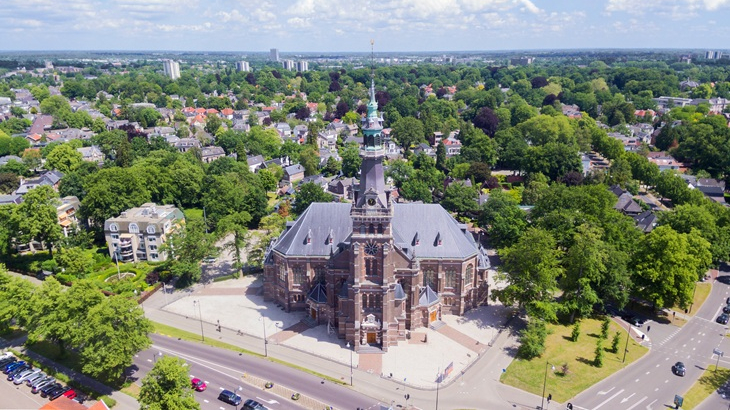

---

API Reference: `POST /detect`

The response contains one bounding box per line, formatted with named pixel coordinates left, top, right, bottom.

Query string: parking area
left=0, top=373, right=46, bottom=410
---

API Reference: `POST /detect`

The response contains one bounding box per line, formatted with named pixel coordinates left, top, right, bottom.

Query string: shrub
left=611, top=331, right=621, bottom=353
left=264, top=382, right=274, bottom=389
left=100, top=396, right=117, bottom=408
left=594, top=338, right=604, bottom=367
left=517, top=320, right=547, bottom=360
left=600, top=317, right=610, bottom=339
left=570, top=322, right=580, bottom=342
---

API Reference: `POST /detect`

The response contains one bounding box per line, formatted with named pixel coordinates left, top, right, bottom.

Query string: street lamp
left=346, top=342, right=353, bottom=386
left=153, top=351, right=162, bottom=363
left=259, top=317, right=268, bottom=357
left=193, top=300, right=205, bottom=342
left=714, top=348, right=724, bottom=372
left=540, top=360, right=555, bottom=410
left=623, top=320, right=631, bottom=363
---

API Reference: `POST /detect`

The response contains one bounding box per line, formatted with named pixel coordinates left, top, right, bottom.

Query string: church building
left=263, top=79, right=490, bottom=352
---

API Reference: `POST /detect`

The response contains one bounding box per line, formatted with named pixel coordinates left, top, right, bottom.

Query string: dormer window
left=129, top=223, right=139, bottom=234
left=109, top=223, right=118, bottom=232
left=147, top=225, right=156, bottom=234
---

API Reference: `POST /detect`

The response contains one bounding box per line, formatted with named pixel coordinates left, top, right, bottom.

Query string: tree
left=340, top=142, right=362, bottom=177
left=561, top=224, right=609, bottom=323
left=479, top=190, right=528, bottom=248
left=45, top=143, right=82, bottom=173
left=391, top=117, right=425, bottom=149
left=0, top=173, right=19, bottom=194
left=517, top=320, right=547, bottom=359
left=139, top=356, right=200, bottom=410
left=53, top=247, right=94, bottom=278
left=76, top=295, right=152, bottom=380
left=594, top=338, right=604, bottom=368
left=322, top=156, right=342, bottom=177
left=205, top=114, right=222, bottom=135
left=298, top=147, right=320, bottom=176
left=441, top=182, right=477, bottom=214
left=435, top=141, right=447, bottom=172
left=473, top=107, right=500, bottom=137
left=570, top=321, right=581, bottom=342
left=22, top=148, right=42, bottom=171
left=294, top=182, right=333, bottom=214
left=400, top=179, right=432, bottom=203
left=492, top=227, right=563, bottom=322
left=611, top=331, right=621, bottom=353
left=632, top=226, right=711, bottom=309
left=11, top=186, right=62, bottom=256
left=81, top=168, right=151, bottom=232
left=216, top=212, right=252, bottom=275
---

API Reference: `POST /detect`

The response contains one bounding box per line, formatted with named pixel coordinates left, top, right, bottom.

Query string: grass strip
left=681, top=365, right=730, bottom=409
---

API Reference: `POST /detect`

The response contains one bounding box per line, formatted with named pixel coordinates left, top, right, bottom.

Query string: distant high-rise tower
left=162, top=59, right=180, bottom=80
left=282, top=60, right=295, bottom=70
left=235, top=61, right=250, bottom=72
left=296, top=61, right=309, bottom=72
left=270, top=48, right=280, bottom=62
left=706, top=51, right=723, bottom=60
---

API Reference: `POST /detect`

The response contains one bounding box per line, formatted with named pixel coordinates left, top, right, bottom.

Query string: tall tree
left=294, top=182, right=333, bottom=214
left=478, top=190, right=528, bottom=248
left=11, top=185, right=62, bottom=256
left=340, top=142, right=362, bottom=178
left=45, top=143, right=83, bottom=173
left=561, top=224, right=608, bottom=323
left=492, top=227, right=563, bottom=321
left=391, top=117, right=425, bottom=149
left=139, top=356, right=201, bottom=410
left=81, top=167, right=151, bottom=232
left=216, top=212, right=252, bottom=275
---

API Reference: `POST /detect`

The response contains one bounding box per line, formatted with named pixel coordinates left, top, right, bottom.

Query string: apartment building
left=162, top=59, right=181, bottom=80
left=104, top=203, right=184, bottom=263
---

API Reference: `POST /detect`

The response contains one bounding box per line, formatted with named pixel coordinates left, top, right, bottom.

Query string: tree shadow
left=575, top=357, right=595, bottom=366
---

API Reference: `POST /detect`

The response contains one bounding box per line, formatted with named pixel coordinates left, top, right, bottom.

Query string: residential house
left=317, top=129, right=339, bottom=151
left=319, top=148, right=341, bottom=167
left=104, top=203, right=184, bottom=263
left=328, top=177, right=356, bottom=200
left=29, top=114, right=53, bottom=135
left=246, top=155, right=265, bottom=173
left=40, top=395, right=111, bottom=410
left=201, top=146, right=225, bottom=163
left=0, top=155, right=22, bottom=166
left=284, top=164, right=305, bottom=183
left=633, top=211, right=658, bottom=233
left=442, top=134, right=462, bottom=157
left=262, top=156, right=291, bottom=172
left=175, top=138, right=201, bottom=152
left=413, top=143, right=436, bottom=158
left=647, top=152, right=685, bottom=172
left=275, top=122, right=292, bottom=139
left=76, top=146, right=104, bottom=164
left=57, top=196, right=81, bottom=237
left=695, top=178, right=726, bottom=205
left=0, top=194, right=23, bottom=205
left=15, top=170, right=63, bottom=195
left=300, top=174, right=328, bottom=190
left=561, top=104, right=582, bottom=119
left=293, top=124, right=309, bottom=144
left=608, top=132, right=642, bottom=152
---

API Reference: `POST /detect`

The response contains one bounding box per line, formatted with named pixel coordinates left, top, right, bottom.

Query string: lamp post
left=193, top=300, right=204, bottom=342
left=153, top=351, right=162, bottom=363
left=259, top=317, right=268, bottom=357
left=623, top=320, right=631, bottom=363
left=435, top=367, right=441, bottom=410
left=346, top=342, right=353, bottom=386
left=540, top=361, right=555, bottom=410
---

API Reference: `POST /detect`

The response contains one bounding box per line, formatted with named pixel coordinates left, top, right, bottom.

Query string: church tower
left=348, top=70, right=400, bottom=351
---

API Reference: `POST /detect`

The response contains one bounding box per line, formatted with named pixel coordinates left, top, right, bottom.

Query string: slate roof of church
left=271, top=202, right=479, bottom=260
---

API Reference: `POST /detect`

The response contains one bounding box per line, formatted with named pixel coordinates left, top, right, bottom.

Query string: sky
left=1, top=0, right=730, bottom=52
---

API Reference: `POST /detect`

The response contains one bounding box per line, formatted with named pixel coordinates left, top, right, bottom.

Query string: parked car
left=726, top=297, right=730, bottom=305
left=621, top=314, right=646, bottom=327
left=31, top=377, right=55, bottom=393
left=717, top=313, right=729, bottom=325
left=14, top=368, right=41, bottom=384
left=7, top=364, right=31, bottom=381
left=672, top=361, right=686, bottom=377
left=39, top=383, right=62, bottom=398
left=218, top=390, right=242, bottom=406
left=191, top=377, right=207, bottom=392
left=50, top=386, right=72, bottom=400
left=24, top=372, right=46, bottom=387
left=243, top=398, right=269, bottom=410
left=0, top=356, right=16, bottom=367
left=723, top=305, right=730, bottom=314
left=3, top=361, right=25, bottom=374
left=62, top=389, right=77, bottom=400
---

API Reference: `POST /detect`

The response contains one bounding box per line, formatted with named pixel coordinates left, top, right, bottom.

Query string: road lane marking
left=635, top=378, right=639, bottom=382
left=256, top=397, right=280, bottom=405
left=645, top=371, right=650, bottom=375
left=592, top=388, right=624, bottom=410
left=656, top=364, right=660, bottom=367
left=665, top=379, right=669, bottom=383
left=203, top=400, right=209, bottom=403
left=597, top=387, right=615, bottom=395
left=646, top=398, right=657, bottom=410
left=625, top=396, right=647, bottom=410
left=621, top=393, right=636, bottom=403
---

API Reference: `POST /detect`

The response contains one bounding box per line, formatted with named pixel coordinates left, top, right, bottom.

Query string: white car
left=14, top=368, right=40, bottom=385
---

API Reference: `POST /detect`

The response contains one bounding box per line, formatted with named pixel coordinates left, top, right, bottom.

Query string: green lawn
left=681, top=365, right=730, bottom=409
left=183, top=208, right=204, bottom=221
left=501, top=318, right=648, bottom=403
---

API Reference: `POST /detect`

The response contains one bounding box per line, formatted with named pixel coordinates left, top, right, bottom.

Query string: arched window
left=423, top=268, right=437, bottom=289
left=109, top=223, right=118, bottom=232
left=147, top=225, right=156, bottom=234
left=465, top=264, right=474, bottom=287
left=129, top=223, right=139, bottom=234
left=445, top=268, right=458, bottom=289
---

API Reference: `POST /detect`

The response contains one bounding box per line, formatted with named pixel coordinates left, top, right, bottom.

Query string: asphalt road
left=570, top=273, right=730, bottom=410
left=132, top=334, right=383, bottom=410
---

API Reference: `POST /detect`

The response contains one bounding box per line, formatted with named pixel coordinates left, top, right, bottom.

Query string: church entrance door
left=367, top=332, right=376, bottom=344
left=429, top=310, right=438, bottom=323
left=311, top=308, right=317, bottom=320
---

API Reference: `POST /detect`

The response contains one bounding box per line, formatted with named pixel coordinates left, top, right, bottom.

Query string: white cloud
left=606, top=0, right=730, bottom=13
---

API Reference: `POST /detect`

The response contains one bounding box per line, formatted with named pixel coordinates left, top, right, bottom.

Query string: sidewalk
left=0, top=335, right=138, bottom=410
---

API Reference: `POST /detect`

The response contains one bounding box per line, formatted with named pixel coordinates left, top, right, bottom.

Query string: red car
left=62, top=389, right=77, bottom=400
left=191, top=378, right=207, bottom=392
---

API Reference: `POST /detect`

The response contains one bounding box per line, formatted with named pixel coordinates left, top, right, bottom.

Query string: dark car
left=672, top=362, right=686, bottom=377
left=717, top=313, right=729, bottom=325
left=723, top=305, right=730, bottom=314
left=726, top=297, right=730, bottom=305
left=39, top=383, right=62, bottom=398
left=622, top=314, right=646, bottom=327
left=0, top=356, right=16, bottom=367
left=50, top=386, right=72, bottom=401
left=218, top=390, right=242, bottom=406
left=243, top=399, right=269, bottom=410
left=7, top=364, right=30, bottom=380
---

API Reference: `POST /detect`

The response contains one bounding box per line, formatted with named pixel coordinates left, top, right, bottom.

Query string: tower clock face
left=364, top=242, right=379, bottom=255
left=367, top=198, right=376, bottom=206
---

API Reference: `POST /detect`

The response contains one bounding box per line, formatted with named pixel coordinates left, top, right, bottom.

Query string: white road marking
left=256, top=397, right=280, bottom=405
left=665, top=379, right=669, bottom=383
left=645, top=371, right=650, bottom=375
left=203, top=400, right=209, bottom=403
left=626, top=396, right=647, bottom=410
left=646, top=398, right=657, bottom=410
left=597, top=387, right=615, bottom=395
left=635, top=378, right=639, bottom=382
left=621, top=393, right=636, bottom=403
left=592, top=388, right=624, bottom=410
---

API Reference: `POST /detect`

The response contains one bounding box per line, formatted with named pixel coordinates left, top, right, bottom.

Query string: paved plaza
left=162, top=275, right=512, bottom=388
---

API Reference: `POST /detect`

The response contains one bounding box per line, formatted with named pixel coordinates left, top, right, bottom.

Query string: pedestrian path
left=269, top=321, right=310, bottom=344
left=435, top=323, right=487, bottom=354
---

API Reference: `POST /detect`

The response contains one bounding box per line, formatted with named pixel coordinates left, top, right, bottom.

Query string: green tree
left=216, top=212, right=252, bottom=275
left=400, top=179, right=432, bottom=203
left=294, top=182, right=333, bottom=214
left=115, top=139, right=133, bottom=168
left=391, top=116, right=425, bottom=149
left=139, top=356, right=201, bottom=410
left=600, top=316, right=611, bottom=339
left=611, top=331, right=621, bottom=353
left=76, top=295, right=152, bottom=380
left=478, top=190, right=528, bottom=248
left=561, top=224, right=609, bottom=323
left=492, top=227, right=563, bottom=322
left=517, top=320, right=547, bottom=359
left=594, top=338, right=604, bottom=367
left=81, top=168, right=151, bottom=232
left=322, top=156, right=342, bottom=177
left=205, top=114, right=222, bottom=135
left=53, top=247, right=93, bottom=278
left=11, top=186, right=62, bottom=256
left=45, top=143, right=83, bottom=173
left=340, top=142, right=362, bottom=178
left=436, top=141, right=447, bottom=172
left=298, top=147, right=320, bottom=176
left=0, top=173, right=19, bottom=194
left=441, top=182, right=477, bottom=214
left=570, top=321, right=581, bottom=342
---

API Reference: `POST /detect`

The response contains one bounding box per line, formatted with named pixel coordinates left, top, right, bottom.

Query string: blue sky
left=1, top=0, right=729, bottom=52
